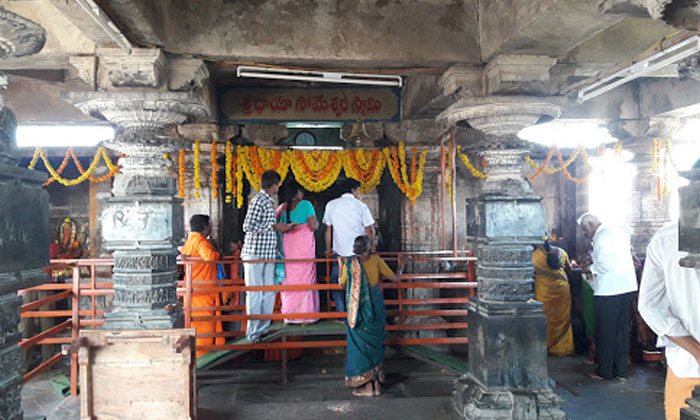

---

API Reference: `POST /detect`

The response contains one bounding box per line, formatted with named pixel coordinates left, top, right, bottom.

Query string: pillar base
left=103, top=308, right=182, bottom=330
left=453, top=375, right=565, bottom=420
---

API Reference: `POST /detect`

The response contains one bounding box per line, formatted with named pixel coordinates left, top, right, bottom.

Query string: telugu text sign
left=219, top=87, right=401, bottom=122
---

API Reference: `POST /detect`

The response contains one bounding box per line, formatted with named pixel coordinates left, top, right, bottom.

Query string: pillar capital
left=437, top=95, right=561, bottom=137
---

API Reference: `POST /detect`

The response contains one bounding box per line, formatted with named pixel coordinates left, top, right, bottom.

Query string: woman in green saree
left=338, top=236, right=405, bottom=397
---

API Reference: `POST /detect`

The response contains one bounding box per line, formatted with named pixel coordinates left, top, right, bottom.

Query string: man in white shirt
left=577, top=213, right=638, bottom=381
left=323, top=178, right=374, bottom=313
left=639, top=224, right=700, bottom=420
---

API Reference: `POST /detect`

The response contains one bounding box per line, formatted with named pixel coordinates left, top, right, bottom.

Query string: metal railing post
left=71, top=266, right=80, bottom=396
left=184, top=262, right=193, bottom=329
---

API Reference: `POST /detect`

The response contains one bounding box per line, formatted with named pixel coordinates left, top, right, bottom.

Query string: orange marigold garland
left=382, top=142, right=427, bottom=205
left=237, top=146, right=289, bottom=191
left=193, top=140, right=201, bottom=199
left=43, top=149, right=72, bottom=186
left=341, top=149, right=385, bottom=193
left=288, top=149, right=342, bottom=192
left=211, top=140, right=218, bottom=199
left=178, top=149, right=185, bottom=199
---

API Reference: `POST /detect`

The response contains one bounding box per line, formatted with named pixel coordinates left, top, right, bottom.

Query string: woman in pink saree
left=276, top=183, right=319, bottom=324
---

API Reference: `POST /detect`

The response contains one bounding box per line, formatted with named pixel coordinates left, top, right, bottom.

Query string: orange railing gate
left=21, top=251, right=476, bottom=395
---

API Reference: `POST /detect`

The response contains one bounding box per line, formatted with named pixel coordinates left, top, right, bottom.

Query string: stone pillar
left=64, top=50, right=210, bottom=329
left=439, top=96, right=566, bottom=420
left=627, top=143, right=671, bottom=257
left=608, top=119, right=680, bottom=257
left=0, top=9, right=48, bottom=420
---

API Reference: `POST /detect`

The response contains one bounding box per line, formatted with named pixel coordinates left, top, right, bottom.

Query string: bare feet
left=373, top=380, right=381, bottom=396
left=352, top=383, right=374, bottom=397
left=586, top=372, right=604, bottom=381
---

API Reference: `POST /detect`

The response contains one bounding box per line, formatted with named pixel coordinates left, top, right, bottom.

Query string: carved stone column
left=0, top=8, right=47, bottom=420
left=439, top=96, right=566, bottom=420
left=609, top=119, right=679, bottom=257
left=64, top=51, right=210, bottom=329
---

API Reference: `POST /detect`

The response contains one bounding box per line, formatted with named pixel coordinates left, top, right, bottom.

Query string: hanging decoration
left=652, top=138, right=674, bottom=200
left=178, top=149, right=185, bottom=199
left=211, top=140, right=218, bottom=199
left=193, top=140, right=201, bottom=199
left=457, top=146, right=487, bottom=180
left=288, top=149, right=343, bottom=192
left=237, top=146, right=290, bottom=191
left=383, top=143, right=427, bottom=205
left=236, top=149, right=244, bottom=208
left=341, top=149, right=386, bottom=193
left=444, top=147, right=453, bottom=201
left=28, top=147, right=118, bottom=187
left=525, top=145, right=593, bottom=183
left=225, top=141, right=233, bottom=204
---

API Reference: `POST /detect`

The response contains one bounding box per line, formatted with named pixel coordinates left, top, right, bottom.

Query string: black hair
left=543, top=241, right=562, bottom=270
left=353, top=235, right=371, bottom=255
left=190, top=214, right=210, bottom=233
left=261, top=170, right=281, bottom=189
left=283, top=182, right=303, bottom=223
left=341, top=178, right=362, bottom=194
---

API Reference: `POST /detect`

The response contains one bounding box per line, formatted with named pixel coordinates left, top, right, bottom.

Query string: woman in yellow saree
left=532, top=240, right=575, bottom=356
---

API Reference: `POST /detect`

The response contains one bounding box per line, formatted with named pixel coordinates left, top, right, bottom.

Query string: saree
left=532, top=247, right=574, bottom=356
left=277, top=201, right=319, bottom=323
left=344, top=257, right=386, bottom=387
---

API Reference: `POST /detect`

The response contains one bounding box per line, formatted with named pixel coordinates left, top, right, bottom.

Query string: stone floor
left=23, top=351, right=665, bottom=420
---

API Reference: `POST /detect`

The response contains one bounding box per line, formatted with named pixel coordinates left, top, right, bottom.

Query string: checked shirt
left=241, top=190, right=278, bottom=260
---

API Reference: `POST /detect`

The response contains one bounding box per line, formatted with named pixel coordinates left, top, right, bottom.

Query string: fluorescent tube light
left=237, top=66, right=402, bottom=87
left=75, top=0, right=132, bottom=53
left=289, top=145, right=344, bottom=151
left=17, top=124, right=115, bottom=148
left=578, top=35, right=700, bottom=102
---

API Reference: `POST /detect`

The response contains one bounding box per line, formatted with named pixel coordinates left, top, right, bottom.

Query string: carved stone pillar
left=64, top=51, right=210, bottom=329
left=439, top=96, right=565, bottom=420
left=608, top=119, right=680, bottom=257
left=0, top=9, right=47, bottom=420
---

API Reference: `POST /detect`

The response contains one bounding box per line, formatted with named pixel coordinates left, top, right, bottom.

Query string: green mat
left=399, top=344, right=469, bottom=373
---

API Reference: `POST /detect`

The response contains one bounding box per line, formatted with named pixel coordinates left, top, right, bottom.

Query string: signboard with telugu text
left=218, top=87, right=401, bottom=123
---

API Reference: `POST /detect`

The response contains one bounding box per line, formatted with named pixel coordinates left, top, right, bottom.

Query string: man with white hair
left=638, top=224, right=700, bottom=420
left=577, top=213, right=638, bottom=381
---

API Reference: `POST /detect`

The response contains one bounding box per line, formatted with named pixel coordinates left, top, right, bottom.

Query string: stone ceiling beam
left=47, top=0, right=117, bottom=45
left=480, top=0, right=624, bottom=61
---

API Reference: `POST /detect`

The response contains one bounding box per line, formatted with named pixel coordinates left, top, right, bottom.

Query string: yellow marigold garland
left=225, top=141, right=233, bottom=204
left=211, top=140, right=218, bottom=199
left=525, top=146, right=593, bottom=183
left=178, top=149, right=185, bottom=199
left=194, top=140, right=201, bottom=199
left=457, top=146, right=487, bottom=180
left=383, top=142, right=427, bottom=205
left=237, top=146, right=290, bottom=191
left=236, top=149, right=244, bottom=208
left=29, top=147, right=118, bottom=186
left=288, top=149, right=342, bottom=192
left=341, top=149, right=385, bottom=193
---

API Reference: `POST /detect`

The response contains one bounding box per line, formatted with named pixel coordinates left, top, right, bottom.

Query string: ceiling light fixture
left=75, top=0, right=132, bottom=53
left=237, top=66, right=402, bottom=87
left=577, top=35, right=700, bottom=103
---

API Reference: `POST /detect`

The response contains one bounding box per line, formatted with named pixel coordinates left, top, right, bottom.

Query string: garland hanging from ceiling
left=28, top=147, right=118, bottom=187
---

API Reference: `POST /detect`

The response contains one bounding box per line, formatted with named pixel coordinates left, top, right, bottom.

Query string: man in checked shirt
left=241, top=170, right=293, bottom=343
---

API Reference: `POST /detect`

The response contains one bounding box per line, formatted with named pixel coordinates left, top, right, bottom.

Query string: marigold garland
left=211, top=140, right=218, bottom=199
left=193, top=140, right=201, bottom=199
left=225, top=141, right=233, bottom=204
left=289, top=149, right=342, bottom=192
left=33, top=147, right=112, bottom=187
left=178, top=149, right=185, bottom=199
left=457, top=147, right=487, bottom=180
left=237, top=146, right=290, bottom=191
left=383, top=142, right=427, bottom=205
left=29, top=147, right=118, bottom=186
left=341, top=149, right=385, bottom=193
left=236, top=149, right=244, bottom=208
left=526, top=146, right=593, bottom=183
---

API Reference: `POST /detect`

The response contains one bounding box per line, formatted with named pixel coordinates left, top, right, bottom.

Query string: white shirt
left=322, top=193, right=374, bottom=257
left=638, top=224, right=700, bottom=378
left=590, top=223, right=638, bottom=296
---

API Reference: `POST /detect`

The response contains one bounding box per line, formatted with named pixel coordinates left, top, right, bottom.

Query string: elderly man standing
left=577, top=213, right=638, bottom=381
left=241, top=170, right=293, bottom=343
left=639, top=224, right=700, bottom=420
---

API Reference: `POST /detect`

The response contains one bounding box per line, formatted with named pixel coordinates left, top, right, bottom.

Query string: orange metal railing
left=21, top=251, right=476, bottom=396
